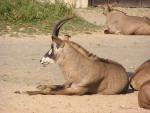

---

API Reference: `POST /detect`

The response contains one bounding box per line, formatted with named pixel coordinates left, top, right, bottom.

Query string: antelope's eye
left=51, top=44, right=54, bottom=49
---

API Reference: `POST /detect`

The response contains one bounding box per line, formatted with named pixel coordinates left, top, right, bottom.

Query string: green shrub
left=0, top=0, right=101, bottom=34
left=0, top=0, right=72, bottom=22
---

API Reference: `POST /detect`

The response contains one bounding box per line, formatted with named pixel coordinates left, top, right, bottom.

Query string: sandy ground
left=0, top=33, right=150, bottom=113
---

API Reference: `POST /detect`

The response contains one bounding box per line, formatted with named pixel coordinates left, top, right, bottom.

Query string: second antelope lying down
left=102, top=5, right=150, bottom=35
left=26, top=17, right=129, bottom=95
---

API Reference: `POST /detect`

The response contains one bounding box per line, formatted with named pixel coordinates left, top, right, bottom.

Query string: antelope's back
left=131, top=60, right=150, bottom=90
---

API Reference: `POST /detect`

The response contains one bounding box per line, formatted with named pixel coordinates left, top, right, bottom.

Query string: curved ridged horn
left=52, top=17, right=74, bottom=39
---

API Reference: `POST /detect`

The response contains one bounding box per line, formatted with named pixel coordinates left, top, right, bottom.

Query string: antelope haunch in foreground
left=131, top=60, right=150, bottom=90
left=138, top=80, right=150, bottom=110
left=26, top=17, right=129, bottom=95
left=102, top=5, right=150, bottom=35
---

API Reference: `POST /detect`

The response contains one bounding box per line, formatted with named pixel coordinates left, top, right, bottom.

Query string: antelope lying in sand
left=26, top=17, right=129, bottom=95
left=131, top=60, right=150, bottom=90
left=101, top=5, right=150, bottom=35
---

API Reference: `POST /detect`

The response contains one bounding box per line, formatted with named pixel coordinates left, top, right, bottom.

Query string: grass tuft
left=0, top=0, right=101, bottom=35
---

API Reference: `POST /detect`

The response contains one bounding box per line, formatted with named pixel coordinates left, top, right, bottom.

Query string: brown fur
left=26, top=17, right=129, bottom=95
left=103, top=6, right=150, bottom=35
left=131, top=60, right=150, bottom=90
left=138, top=80, right=150, bottom=110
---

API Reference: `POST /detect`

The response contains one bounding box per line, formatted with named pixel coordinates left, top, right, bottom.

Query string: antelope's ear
left=107, top=5, right=112, bottom=12
left=100, top=4, right=111, bottom=15
left=59, top=34, right=71, bottom=41
left=52, top=38, right=65, bottom=48
left=107, top=3, right=118, bottom=11
left=63, top=34, right=71, bottom=41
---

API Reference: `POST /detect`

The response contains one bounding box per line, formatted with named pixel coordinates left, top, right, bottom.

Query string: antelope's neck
left=56, top=43, right=88, bottom=82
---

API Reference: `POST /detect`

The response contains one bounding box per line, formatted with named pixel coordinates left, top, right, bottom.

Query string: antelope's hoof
left=25, top=91, right=44, bottom=95
left=36, top=85, right=58, bottom=90
left=36, top=85, right=47, bottom=90
left=104, top=29, right=110, bottom=34
left=26, top=91, right=35, bottom=95
left=14, top=90, right=21, bottom=94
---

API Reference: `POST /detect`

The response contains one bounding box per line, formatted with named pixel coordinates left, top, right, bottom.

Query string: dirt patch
left=0, top=33, right=150, bottom=113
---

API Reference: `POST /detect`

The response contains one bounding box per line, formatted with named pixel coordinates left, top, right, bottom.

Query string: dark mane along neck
left=69, top=41, right=98, bottom=60
left=69, top=41, right=125, bottom=68
left=69, top=41, right=109, bottom=62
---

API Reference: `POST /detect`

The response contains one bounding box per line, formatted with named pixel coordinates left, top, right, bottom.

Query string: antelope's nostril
left=40, top=60, right=42, bottom=63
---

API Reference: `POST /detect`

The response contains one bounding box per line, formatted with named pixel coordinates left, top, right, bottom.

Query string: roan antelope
left=26, top=17, right=129, bottom=95
left=101, top=5, right=150, bottom=35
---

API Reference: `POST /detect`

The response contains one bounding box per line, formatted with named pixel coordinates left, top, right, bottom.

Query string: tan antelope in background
left=101, top=5, right=150, bottom=35
left=131, top=60, right=150, bottom=91
left=138, top=80, right=150, bottom=110
left=26, top=17, right=129, bottom=95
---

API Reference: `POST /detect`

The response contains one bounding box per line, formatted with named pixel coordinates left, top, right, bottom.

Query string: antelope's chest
left=63, top=70, right=83, bottom=83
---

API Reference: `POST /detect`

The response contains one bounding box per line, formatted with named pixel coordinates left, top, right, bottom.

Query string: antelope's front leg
left=26, top=88, right=52, bottom=95
left=36, top=84, right=64, bottom=90
left=26, top=84, right=88, bottom=95
left=36, top=82, right=72, bottom=90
